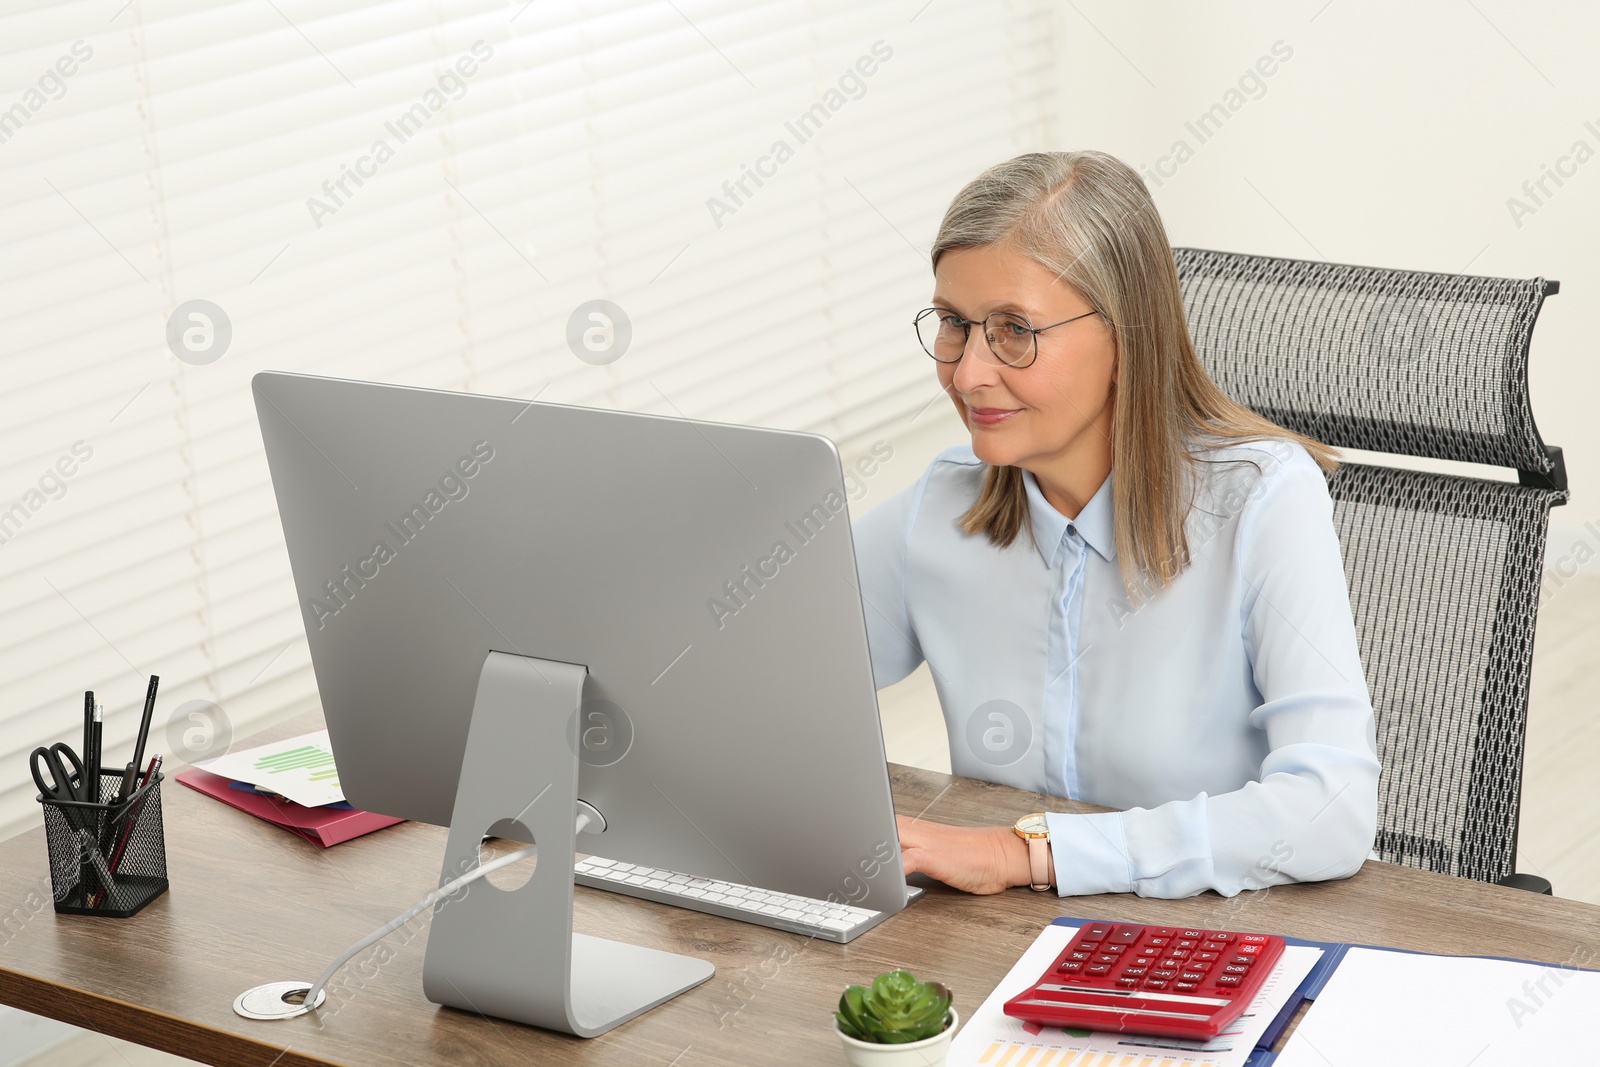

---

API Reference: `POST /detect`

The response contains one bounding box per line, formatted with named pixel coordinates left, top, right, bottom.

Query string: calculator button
left=1086, top=964, right=1111, bottom=976
left=1181, top=930, right=1203, bottom=939
left=1217, top=974, right=1242, bottom=987
left=1116, top=977, right=1139, bottom=988
left=1239, top=944, right=1262, bottom=955
left=1102, top=944, right=1127, bottom=955
left=1241, top=934, right=1267, bottom=944
left=1168, top=948, right=1191, bottom=959
left=1095, top=954, right=1119, bottom=964
left=1195, top=951, right=1219, bottom=962
left=1147, top=937, right=1169, bottom=947
left=1230, top=955, right=1255, bottom=966
left=1122, top=965, right=1148, bottom=976
left=1110, top=928, right=1141, bottom=944
left=1224, top=964, right=1249, bottom=975
left=1137, top=948, right=1160, bottom=958
left=1210, top=933, right=1235, bottom=942
left=1084, top=924, right=1112, bottom=938
left=1181, top=971, right=1206, bottom=982
left=1058, top=961, right=1083, bottom=973
left=1151, top=969, right=1178, bottom=980
left=1143, top=979, right=1169, bottom=990
left=1175, top=981, right=1199, bottom=991
left=1151, top=928, right=1179, bottom=938
left=1176, top=939, right=1199, bottom=949
left=1202, top=941, right=1227, bottom=952
left=1069, top=952, right=1092, bottom=961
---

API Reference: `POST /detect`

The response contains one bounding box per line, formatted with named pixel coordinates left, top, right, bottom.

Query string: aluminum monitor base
left=421, top=652, right=714, bottom=1037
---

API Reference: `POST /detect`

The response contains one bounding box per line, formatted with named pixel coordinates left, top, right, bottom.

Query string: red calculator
left=1002, top=921, right=1286, bottom=1040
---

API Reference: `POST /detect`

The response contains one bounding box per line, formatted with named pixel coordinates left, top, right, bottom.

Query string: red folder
left=176, top=767, right=403, bottom=847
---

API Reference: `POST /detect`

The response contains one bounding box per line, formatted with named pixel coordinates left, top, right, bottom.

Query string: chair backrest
left=1173, top=246, right=1567, bottom=883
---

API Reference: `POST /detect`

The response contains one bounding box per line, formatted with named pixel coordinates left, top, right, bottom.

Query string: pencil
left=81, top=691, right=93, bottom=788
left=88, top=704, right=103, bottom=804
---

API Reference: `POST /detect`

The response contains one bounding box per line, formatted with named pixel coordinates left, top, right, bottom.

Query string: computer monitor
left=251, top=370, right=915, bottom=1036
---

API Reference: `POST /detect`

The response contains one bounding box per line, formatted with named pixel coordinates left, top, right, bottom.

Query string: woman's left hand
left=895, top=814, right=1035, bottom=895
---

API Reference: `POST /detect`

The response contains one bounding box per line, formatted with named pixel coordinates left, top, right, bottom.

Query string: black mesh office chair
left=1173, top=247, right=1566, bottom=893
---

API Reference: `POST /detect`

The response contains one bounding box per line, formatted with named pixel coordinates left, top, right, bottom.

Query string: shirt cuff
left=1045, top=810, right=1134, bottom=896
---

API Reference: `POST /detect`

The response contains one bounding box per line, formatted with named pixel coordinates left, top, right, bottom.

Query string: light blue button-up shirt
left=853, top=437, right=1379, bottom=898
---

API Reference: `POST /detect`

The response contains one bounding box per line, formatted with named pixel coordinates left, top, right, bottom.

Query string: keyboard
left=1002, top=921, right=1287, bottom=1040
left=573, top=855, right=915, bottom=942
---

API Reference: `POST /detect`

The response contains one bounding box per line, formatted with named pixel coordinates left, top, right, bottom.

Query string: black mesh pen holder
left=39, top=771, right=168, bottom=917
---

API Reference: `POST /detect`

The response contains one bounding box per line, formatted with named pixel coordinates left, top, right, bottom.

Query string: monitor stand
left=421, top=651, right=715, bottom=1037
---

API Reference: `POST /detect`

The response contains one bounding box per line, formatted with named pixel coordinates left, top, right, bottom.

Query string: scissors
left=31, top=742, right=115, bottom=904
left=31, top=743, right=90, bottom=807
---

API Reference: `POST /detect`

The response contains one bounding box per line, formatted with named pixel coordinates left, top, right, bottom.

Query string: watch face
left=1016, top=813, right=1048, bottom=835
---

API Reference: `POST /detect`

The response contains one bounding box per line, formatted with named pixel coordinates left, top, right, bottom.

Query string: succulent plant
left=835, top=969, right=953, bottom=1044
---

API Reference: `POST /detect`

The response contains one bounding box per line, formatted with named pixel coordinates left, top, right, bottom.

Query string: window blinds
left=0, top=0, right=1053, bottom=838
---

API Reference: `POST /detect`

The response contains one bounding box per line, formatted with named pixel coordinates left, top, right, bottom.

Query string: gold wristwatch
left=1013, top=812, right=1053, bottom=892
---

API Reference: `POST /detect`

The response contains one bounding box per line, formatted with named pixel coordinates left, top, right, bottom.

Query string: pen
left=129, top=675, right=158, bottom=793
left=117, top=762, right=136, bottom=807
left=114, top=676, right=160, bottom=807
left=95, top=754, right=161, bottom=910
left=74, top=828, right=116, bottom=909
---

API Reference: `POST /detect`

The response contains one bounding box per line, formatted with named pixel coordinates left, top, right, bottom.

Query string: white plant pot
left=835, top=1009, right=958, bottom=1066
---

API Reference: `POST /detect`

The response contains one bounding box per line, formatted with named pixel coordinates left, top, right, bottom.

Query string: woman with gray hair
left=855, top=150, right=1379, bottom=898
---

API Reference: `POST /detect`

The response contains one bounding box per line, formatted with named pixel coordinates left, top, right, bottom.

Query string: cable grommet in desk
left=234, top=981, right=327, bottom=1020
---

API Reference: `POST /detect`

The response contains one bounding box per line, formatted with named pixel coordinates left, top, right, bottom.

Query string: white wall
left=1051, top=0, right=1600, bottom=576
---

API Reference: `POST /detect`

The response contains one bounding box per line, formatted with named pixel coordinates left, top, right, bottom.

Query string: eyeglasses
left=914, top=306, right=1103, bottom=369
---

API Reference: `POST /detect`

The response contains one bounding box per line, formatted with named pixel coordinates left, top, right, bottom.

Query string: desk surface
left=4, top=711, right=1600, bottom=1067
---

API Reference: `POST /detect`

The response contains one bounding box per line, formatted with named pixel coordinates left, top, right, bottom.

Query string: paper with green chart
left=195, top=730, right=346, bottom=808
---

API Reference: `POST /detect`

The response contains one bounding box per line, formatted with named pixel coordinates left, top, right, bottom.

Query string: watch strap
left=1026, top=835, right=1052, bottom=891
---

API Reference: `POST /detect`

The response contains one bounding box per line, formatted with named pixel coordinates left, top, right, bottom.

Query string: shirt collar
left=1023, top=467, right=1116, bottom=567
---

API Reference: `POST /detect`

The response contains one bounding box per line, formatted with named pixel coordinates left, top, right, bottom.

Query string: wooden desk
left=4, top=711, right=1599, bottom=1067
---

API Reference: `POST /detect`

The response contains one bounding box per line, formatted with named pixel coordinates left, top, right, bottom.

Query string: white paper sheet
left=949, top=922, right=1322, bottom=1067
left=1273, top=945, right=1597, bottom=1065
left=196, top=729, right=346, bottom=808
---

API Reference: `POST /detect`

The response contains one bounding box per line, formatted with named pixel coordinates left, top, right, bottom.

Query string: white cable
left=301, top=812, right=589, bottom=1010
